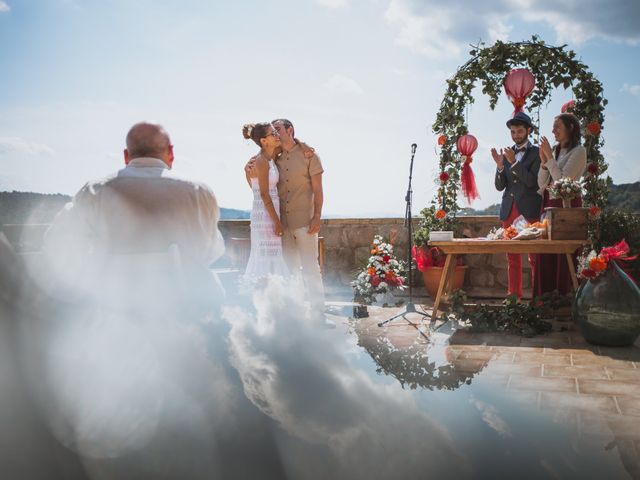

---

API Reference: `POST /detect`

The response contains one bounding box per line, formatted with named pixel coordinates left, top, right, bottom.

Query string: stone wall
left=2, top=216, right=528, bottom=298
left=218, top=216, right=526, bottom=298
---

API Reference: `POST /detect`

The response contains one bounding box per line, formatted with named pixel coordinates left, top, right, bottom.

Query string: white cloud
left=384, top=0, right=640, bottom=58
left=324, top=74, right=365, bottom=95
left=0, top=1, right=10, bottom=13
left=622, top=83, right=640, bottom=97
left=316, top=0, right=350, bottom=9
left=384, top=0, right=511, bottom=58
left=0, top=137, right=55, bottom=156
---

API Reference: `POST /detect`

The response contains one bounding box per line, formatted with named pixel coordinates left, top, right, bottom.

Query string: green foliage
left=431, top=36, right=609, bottom=243
left=413, top=204, right=461, bottom=247
left=593, top=208, right=640, bottom=254
left=446, top=289, right=557, bottom=337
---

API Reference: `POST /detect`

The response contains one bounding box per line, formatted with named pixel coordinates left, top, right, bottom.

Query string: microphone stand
left=378, top=143, right=431, bottom=327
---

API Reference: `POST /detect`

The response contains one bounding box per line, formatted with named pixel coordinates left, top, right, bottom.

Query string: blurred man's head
left=124, top=122, right=174, bottom=168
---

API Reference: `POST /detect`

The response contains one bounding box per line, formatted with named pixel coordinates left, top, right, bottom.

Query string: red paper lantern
left=504, top=68, right=535, bottom=116
left=561, top=99, right=575, bottom=113
left=456, top=134, right=480, bottom=204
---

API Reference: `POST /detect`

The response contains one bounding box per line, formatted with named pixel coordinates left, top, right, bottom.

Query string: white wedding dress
left=244, top=158, right=289, bottom=279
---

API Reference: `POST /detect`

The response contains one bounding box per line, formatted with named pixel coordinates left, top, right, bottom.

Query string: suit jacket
left=495, top=144, right=542, bottom=221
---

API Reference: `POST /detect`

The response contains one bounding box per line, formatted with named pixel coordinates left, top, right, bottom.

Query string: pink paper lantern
left=456, top=134, right=478, bottom=158
left=504, top=68, right=535, bottom=116
left=561, top=99, right=575, bottom=113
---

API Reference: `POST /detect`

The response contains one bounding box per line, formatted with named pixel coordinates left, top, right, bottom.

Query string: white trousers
left=282, top=226, right=325, bottom=314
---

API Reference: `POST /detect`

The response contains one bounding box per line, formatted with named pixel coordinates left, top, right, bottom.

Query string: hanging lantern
left=504, top=68, right=535, bottom=116
left=456, top=134, right=480, bottom=204
left=561, top=99, right=575, bottom=113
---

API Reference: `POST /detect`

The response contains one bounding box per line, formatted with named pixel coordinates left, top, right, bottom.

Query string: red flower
left=437, top=134, right=446, bottom=146
left=435, top=209, right=446, bottom=220
left=587, top=163, right=599, bottom=175
left=383, top=255, right=390, bottom=263
left=370, top=275, right=381, bottom=287
left=439, top=172, right=449, bottom=182
left=581, top=268, right=597, bottom=279
left=589, top=206, right=601, bottom=217
left=586, top=122, right=601, bottom=136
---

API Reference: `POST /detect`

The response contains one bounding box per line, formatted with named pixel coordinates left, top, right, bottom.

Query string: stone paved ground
left=327, top=297, right=640, bottom=474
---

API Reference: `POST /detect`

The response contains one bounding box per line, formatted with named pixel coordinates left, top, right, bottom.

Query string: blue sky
left=1, top=0, right=639, bottom=216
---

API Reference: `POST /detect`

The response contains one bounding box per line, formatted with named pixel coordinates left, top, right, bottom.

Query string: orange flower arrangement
left=437, top=134, right=446, bottom=146
left=435, top=209, right=446, bottom=220
left=503, top=226, right=518, bottom=239
left=578, top=240, right=635, bottom=280
left=588, top=256, right=607, bottom=273
left=352, top=235, right=407, bottom=304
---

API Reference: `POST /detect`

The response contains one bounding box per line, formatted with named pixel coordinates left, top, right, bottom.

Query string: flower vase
left=562, top=198, right=572, bottom=208
left=573, top=260, right=640, bottom=346
left=374, top=290, right=398, bottom=307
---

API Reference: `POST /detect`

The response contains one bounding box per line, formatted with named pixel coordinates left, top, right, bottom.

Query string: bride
left=242, top=123, right=289, bottom=278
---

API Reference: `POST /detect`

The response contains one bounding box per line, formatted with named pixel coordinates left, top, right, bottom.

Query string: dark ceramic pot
left=573, top=260, right=640, bottom=346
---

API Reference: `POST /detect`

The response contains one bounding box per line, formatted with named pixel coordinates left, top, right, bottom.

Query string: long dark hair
left=242, top=123, right=272, bottom=147
left=554, top=113, right=582, bottom=159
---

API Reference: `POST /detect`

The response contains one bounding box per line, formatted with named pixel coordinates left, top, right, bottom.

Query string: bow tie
left=514, top=146, right=527, bottom=153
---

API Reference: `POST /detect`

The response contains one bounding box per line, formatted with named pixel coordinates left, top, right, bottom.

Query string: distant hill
left=458, top=181, right=640, bottom=215
left=609, top=181, right=640, bottom=212
left=0, top=191, right=249, bottom=225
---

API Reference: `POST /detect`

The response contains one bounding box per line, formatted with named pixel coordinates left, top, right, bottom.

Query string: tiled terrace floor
left=328, top=298, right=640, bottom=474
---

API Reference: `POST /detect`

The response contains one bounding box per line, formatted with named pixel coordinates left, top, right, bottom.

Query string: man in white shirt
left=43, top=122, right=225, bottom=308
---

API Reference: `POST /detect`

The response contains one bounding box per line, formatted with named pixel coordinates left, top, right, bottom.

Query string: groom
left=491, top=112, right=542, bottom=298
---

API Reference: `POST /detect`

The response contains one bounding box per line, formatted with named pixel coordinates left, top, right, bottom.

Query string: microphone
left=411, top=143, right=417, bottom=154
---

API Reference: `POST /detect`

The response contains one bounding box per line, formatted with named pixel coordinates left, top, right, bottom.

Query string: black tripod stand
left=378, top=143, right=431, bottom=327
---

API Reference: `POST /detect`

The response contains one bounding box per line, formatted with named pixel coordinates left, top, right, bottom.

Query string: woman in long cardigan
left=532, top=113, right=587, bottom=297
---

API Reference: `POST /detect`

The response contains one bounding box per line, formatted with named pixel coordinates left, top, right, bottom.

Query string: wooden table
left=428, top=239, right=588, bottom=322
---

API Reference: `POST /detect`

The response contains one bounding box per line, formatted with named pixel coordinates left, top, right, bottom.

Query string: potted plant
left=412, top=205, right=466, bottom=298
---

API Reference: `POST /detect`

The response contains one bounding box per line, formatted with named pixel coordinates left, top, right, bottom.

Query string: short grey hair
left=126, top=122, right=171, bottom=159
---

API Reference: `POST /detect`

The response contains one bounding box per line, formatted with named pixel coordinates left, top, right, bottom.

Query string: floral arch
left=416, top=36, right=608, bottom=246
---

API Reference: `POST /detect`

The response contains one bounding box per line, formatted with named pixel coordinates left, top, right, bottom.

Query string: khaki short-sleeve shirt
left=276, top=144, right=324, bottom=230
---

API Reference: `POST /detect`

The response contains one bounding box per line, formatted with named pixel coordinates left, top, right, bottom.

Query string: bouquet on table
left=548, top=177, right=583, bottom=207
left=352, top=235, right=407, bottom=305
left=486, top=216, right=548, bottom=241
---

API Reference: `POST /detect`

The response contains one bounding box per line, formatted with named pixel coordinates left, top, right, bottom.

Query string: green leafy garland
left=417, top=36, right=609, bottom=246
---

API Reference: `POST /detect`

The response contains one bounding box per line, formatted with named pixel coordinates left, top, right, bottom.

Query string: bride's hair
left=242, top=123, right=272, bottom=147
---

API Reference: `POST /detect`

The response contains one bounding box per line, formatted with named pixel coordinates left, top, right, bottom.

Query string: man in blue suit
left=492, top=112, right=542, bottom=298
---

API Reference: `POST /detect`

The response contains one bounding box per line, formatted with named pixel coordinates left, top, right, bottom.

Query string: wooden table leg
left=432, top=254, right=456, bottom=322
left=443, top=254, right=458, bottom=295
left=565, top=253, right=579, bottom=291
